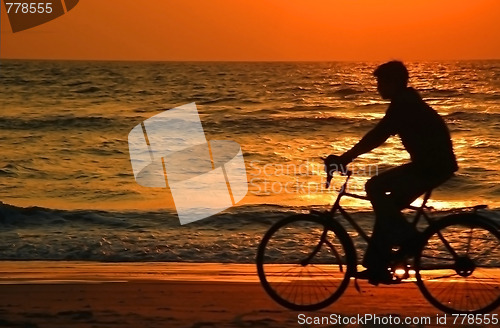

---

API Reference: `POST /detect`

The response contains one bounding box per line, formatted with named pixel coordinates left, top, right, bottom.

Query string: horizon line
left=1, top=57, right=500, bottom=63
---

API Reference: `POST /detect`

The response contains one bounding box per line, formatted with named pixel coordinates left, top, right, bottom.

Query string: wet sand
left=0, top=262, right=498, bottom=327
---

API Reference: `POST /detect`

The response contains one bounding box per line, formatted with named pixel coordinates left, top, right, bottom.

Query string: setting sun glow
left=1, top=0, right=499, bottom=61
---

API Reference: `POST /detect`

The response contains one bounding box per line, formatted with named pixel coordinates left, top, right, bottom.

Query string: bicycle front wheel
left=415, top=213, right=500, bottom=313
left=256, top=214, right=356, bottom=311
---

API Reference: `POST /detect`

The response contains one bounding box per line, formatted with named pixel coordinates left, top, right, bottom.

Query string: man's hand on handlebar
left=322, top=154, right=350, bottom=188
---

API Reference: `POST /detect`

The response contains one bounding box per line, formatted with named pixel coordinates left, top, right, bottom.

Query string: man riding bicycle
left=325, top=61, right=458, bottom=285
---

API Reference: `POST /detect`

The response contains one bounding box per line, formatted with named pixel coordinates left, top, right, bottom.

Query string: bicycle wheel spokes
left=257, top=214, right=354, bottom=311
left=416, top=214, right=500, bottom=313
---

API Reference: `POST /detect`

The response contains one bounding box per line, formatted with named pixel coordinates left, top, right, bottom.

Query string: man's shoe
left=355, top=269, right=372, bottom=280
left=355, top=269, right=395, bottom=286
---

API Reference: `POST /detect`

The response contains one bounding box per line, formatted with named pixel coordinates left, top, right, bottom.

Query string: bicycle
left=256, top=169, right=500, bottom=313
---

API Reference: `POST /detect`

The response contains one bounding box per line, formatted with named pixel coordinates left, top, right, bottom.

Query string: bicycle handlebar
left=322, top=156, right=352, bottom=188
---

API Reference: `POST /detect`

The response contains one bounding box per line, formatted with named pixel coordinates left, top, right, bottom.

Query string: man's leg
left=363, top=164, right=447, bottom=274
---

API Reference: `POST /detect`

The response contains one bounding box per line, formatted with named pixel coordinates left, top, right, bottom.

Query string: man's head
left=373, top=61, right=409, bottom=100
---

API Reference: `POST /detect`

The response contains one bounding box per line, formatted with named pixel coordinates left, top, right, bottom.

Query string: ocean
left=0, top=60, right=499, bottom=262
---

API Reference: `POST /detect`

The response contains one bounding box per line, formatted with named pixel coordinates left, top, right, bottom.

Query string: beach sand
left=0, top=262, right=498, bottom=327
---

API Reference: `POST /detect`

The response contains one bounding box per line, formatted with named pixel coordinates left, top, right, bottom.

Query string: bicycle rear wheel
left=256, top=214, right=356, bottom=311
left=415, top=213, right=500, bottom=313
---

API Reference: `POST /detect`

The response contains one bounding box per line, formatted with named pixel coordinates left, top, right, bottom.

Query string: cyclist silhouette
left=325, top=61, right=458, bottom=285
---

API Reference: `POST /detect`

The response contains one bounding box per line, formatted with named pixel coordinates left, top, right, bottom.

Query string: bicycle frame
left=315, top=171, right=489, bottom=264
left=325, top=171, right=435, bottom=245
left=304, top=171, right=437, bottom=269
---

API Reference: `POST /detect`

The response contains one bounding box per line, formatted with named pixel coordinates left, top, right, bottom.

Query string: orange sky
left=1, top=0, right=499, bottom=61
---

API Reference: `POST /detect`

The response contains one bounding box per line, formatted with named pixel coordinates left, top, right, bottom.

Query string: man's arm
left=341, top=116, right=394, bottom=163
